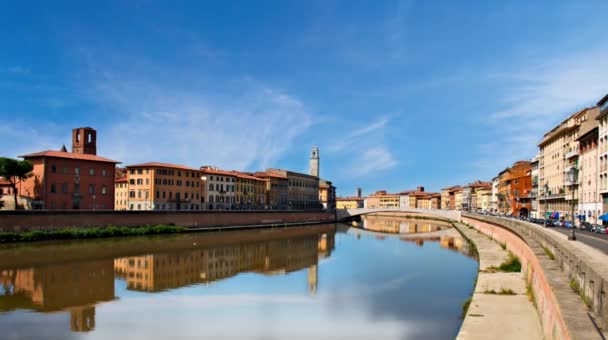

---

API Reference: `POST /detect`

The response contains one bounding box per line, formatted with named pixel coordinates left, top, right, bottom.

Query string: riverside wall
left=462, top=213, right=603, bottom=340
left=0, top=210, right=336, bottom=232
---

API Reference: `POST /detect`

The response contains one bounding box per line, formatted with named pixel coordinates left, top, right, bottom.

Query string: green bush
left=0, top=225, right=186, bottom=243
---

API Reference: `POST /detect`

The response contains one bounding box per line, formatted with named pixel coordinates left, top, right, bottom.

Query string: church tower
left=72, top=127, right=97, bottom=155
left=310, top=146, right=319, bottom=177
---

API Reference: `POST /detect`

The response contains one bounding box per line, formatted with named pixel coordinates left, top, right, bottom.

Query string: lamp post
left=544, top=183, right=549, bottom=228
left=92, top=194, right=96, bottom=212
left=567, top=167, right=578, bottom=240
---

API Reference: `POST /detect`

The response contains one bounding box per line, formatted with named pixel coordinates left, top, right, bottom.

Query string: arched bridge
left=336, top=208, right=461, bottom=222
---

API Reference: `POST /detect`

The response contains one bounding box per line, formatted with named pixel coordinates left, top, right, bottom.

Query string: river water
left=0, top=215, right=478, bottom=339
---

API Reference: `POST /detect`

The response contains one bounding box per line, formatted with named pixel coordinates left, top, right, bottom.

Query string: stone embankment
left=0, top=210, right=335, bottom=232
left=461, top=214, right=606, bottom=340
left=453, top=222, right=542, bottom=340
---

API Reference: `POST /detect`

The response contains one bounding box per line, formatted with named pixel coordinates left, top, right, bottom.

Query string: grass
left=542, top=245, right=555, bottom=260
left=497, top=253, right=522, bottom=272
left=570, top=278, right=592, bottom=309
left=526, top=281, right=536, bottom=304
left=484, top=288, right=516, bottom=295
left=0, top=225, right=187, bottom=243
left=461, top=297, right=473, bottom=319
left=499, top=242, right=507, bottom=250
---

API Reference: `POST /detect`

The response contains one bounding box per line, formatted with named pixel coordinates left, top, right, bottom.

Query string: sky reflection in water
left=0, top=218, right=478, bottom=339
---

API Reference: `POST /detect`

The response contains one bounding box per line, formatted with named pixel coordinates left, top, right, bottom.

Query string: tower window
left=88, top=133, right=92, bottom=143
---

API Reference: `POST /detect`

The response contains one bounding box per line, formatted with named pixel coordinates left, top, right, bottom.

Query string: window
left=101, top=169, right=107, bottom=176
left=138, top=169, right=143, bottom=175
left=138, top=191, right=142, bottom=198
left=89, top=168, right=95, bottom=176
left=163, top=191, right=166, bottom=198
left=137, top=179, right=143, bottom=185
left=50, top=184, right=56, bottom=193
left=62, top=183, right=68, bottom=193
left=89, top=184, right=95, bottom=194
left=130, top=179, right=135, bottom=185
left=156, top=191, right=160, bottom=199
left=51, top=165, right=57, bottom=173
left=101, top=185, right=107, bottom=195
left=63, top=167, right=68, bottom=174
left=209, top=184, right=214, bottom=191
left=129, top=191, right=135, bottom=198
left=75, top=167, right=80, bottom=175
left=146, top=178, right=149, bottom=185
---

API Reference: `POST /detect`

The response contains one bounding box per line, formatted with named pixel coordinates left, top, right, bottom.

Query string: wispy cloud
left=329, top=116, right=390, bottom=152
left=349, top=147, right=398, bottom=178
left=87, top=70, right=314, bottom=170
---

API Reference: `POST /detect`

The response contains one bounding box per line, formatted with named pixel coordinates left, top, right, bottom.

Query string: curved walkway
left=454, top=222, right=542, bottom=340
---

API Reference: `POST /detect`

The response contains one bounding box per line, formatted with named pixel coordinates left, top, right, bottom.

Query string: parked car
left=563, top=221, right=573, bottom=228
left=595, top=225, right=606, bottom=234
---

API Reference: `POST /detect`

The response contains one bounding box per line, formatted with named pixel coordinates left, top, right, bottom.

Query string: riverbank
left=453, top=222, right=543, bottom=340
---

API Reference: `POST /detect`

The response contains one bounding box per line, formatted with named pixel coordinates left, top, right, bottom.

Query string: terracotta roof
left=127, top=162, right=200, bottom=172
left=115, top=176, right=128, bottom=183
left=200, top=167, right=237, bottom=177
left=233, top=171, right=265, bottom=181
left=254, top=171, right=287, bottom=179
left=0, top=178, right=11, bottom=186
left=20, top=150, right=120, bottom=163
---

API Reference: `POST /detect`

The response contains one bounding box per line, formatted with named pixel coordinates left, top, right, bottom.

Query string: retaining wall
left=0, top=210, right=335, bottom=232
left=462, top=214, right=603, bottom=340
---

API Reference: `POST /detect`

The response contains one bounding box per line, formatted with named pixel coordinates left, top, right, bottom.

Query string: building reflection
left=114, top=232, right=335, bottom=296
left=0, top=259, right=115, bottom=332
left=0, top=228, right=335, bottom=333
left=357, top=215, right=475, bottom=258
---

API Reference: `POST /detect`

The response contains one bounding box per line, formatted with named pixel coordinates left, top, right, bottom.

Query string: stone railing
left=462, top=213, right=605, bottom=339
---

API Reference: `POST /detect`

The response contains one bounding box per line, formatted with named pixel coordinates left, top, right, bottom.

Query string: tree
left=0, top=158, right=33, bottom=210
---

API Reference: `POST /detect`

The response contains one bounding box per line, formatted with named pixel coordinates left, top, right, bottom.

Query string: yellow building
left=454, top=189, right=464, bottom=210
left=336, top=197, right=364, bottom=209
left=476, top=187, right=493, bottom=212
left=114, top=175, right=129, bottom=210
left=254, top=171, right=288, bottom=209
left=365, top=190, right=399, bottom=209
left=234, top=172, right=266, bottom=209
left=539, top=107, right=597, bottom=219
left=125, top=162, right=203, bottom=211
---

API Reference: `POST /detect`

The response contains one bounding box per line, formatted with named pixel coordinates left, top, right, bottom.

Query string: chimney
left=417, top=186, right=424, bottom=192
left=357, top=187, right=362, bottom=198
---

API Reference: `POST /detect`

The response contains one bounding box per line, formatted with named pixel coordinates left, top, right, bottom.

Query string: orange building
left=498, top=161, right=532, bottom=216
left=19, top=127, right=120, bottom=210
left=114, top=175, right=129, bottom=210
left=440, top=186, right=461, bottom=210
left=124, top=162, right=203, bottom=211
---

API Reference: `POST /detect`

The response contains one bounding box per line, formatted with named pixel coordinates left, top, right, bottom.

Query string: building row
left=3, top=127, right=336, bottom=211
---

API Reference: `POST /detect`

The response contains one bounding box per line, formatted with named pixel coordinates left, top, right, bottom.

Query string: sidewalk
left=454, top=222, right=542, bottom=340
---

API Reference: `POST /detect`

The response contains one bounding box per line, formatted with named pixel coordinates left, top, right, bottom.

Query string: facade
left=530, top=154, right=540, bottom=218
left=319, top=179, right=336, bottom=211
left=539, top=107, right=596, bottom=221
left=465, top=181, right=492, bottom=211
left=577, top=109, right=601, bottom=224
left=19, top=127, right=119, bottom=210
left=497, top=161, right=532, bottom=216
left=454, top=189, right=463, bottom=210
left=336, top=197, right=364, bottom=209
left=124, top=162, right=203, bottom=211
left=254, top=171, right=288, bottom=210
left=267, top=168, right=320, bottom=210
left=440, top=186, right=461, bottom=210
left=233, top=172, right=266, bottom=210
left=364, top=190, right=399, bottom=209
left=200, top=166, right=236, bottom=210
left=491, top=177, right=499, bottom=213
left=114, top=176, right=129, bottom=210
left=597, top=94, right=608, bottom=222
left=476, top=187, right=493, bottom=212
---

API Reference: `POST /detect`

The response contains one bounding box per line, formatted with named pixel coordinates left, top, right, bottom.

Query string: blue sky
left=1, top=1, right=608, bottom=195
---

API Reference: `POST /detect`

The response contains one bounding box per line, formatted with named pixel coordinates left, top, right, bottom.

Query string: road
left=551, top=227, right=608, bottom=254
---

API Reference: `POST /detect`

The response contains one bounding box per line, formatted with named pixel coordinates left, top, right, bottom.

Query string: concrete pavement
left=454, top=222, right=543, bottom=340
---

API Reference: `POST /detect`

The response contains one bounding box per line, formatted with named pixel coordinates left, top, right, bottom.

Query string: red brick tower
left=72, top=127, right=97, bottom=155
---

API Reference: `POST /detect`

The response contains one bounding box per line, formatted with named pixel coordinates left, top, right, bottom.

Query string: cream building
left=200, top=166, right=236, bottom=210
left=539, top=107, right=596, bottom=220
left=598, top=95, right=608, bottom=221
left=577, top=110, right=600, bottom=223
left=114, top=176, right=128, bottom=210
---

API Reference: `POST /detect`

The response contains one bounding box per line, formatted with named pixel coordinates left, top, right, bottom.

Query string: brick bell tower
left=72, top=127, right=97, bottom=155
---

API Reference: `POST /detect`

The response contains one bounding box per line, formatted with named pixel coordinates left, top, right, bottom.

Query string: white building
left=200, top=166, right=236, bottom=210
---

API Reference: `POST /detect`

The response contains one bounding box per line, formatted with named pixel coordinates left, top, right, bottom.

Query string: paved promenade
left=454, top=222, right=543, bottom=340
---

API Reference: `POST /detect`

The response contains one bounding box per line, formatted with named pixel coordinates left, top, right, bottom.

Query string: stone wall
left=0, top=210, right=336, bottom=232
left=463, top=214, right=603, bottom=340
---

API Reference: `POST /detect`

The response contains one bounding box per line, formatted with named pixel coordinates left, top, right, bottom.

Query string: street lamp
left=544, top=182, right=549, bottom=228
left=92, top=194, right=96, bottom=212
left=567, top=167, right=578, bottom=241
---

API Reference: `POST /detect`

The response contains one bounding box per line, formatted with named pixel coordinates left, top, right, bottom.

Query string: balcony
left=565, top=150, right=578, bottom=159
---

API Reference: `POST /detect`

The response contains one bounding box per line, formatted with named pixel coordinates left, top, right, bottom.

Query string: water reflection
left=353, top=214, right=476, bottom=258
left=0, top=220, right=477, bottom=339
